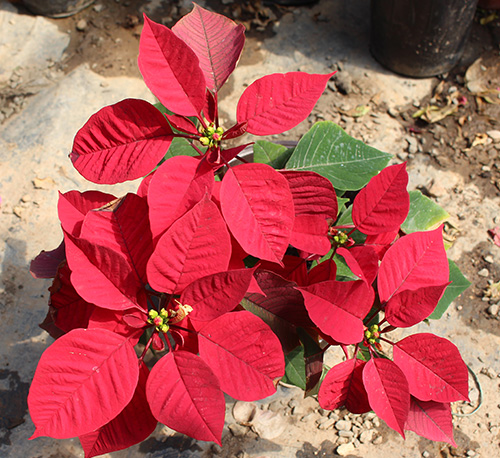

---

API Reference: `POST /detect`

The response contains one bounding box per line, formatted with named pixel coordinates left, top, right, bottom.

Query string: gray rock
left=334, top=71, right=353, bottom=95
left=488, top=304, right=499, bottom=316
left=359, top=430, right=374, bottom=443
left=487, top=130, right=500, bottom=142
left=318, top=418, right=336, bottom=430
left=478, top=268, right=490, bottom=278
left=406, top=136, right=419, bottom=155
left=228, top=423, right=248, bottom=437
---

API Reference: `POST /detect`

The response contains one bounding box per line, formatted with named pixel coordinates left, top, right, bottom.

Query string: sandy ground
left=1, top=1, right=500, bottom=457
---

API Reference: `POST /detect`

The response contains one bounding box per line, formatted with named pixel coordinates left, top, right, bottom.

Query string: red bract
left=29, top=3, right=470, bottom=455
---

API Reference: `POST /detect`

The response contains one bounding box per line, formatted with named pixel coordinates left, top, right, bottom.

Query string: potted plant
left=370, top=0, right=480, bottom=77
left=28, top=4, right=471, bottom=457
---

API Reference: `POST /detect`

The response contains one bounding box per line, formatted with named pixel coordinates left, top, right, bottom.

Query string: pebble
left=406, top=136, right=419, bottom=155
left=301, top=413, right=317, bottom=423
left=233, top=401, right=257, bottom=423
left=334, top=71, right=353, bottom=95
left=338, top=430, right=354, bottom=438
left=480, top=367, right=497, bottom=379
left=93, top=3, right=104, bottom=12
left=335, top=419, right=352, bottom=431
left=359, top=430, right=374, bottom=443
left=13, top=205, right=23, bottom=218
left=336, top=443, right=356, bottom=456
left=484, top=255, right=494, bottom=264
left=487, top=304, right=499, bottom=316
left=228, top=423, right=248, bottom=437
left=372, top=435, right=383, bottom=445
left=251, top=411, right=287, bottom=440
left=76, top=19, right=88, bottom=32
left=423, top=451, right=430, bottom=458
left=487, top=130, right=500, bottom=142
left=478, top=268, right=490, bottom=278
left=372, top=417, right=381, bottom=428
left=20, top=194, right=31, bottom=203
left=318, top=418, right=336, bottom=430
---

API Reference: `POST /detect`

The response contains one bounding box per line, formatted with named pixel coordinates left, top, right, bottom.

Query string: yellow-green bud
left=159, top=323, right=169, bottom=333
left=364, top=330, right=372, bottom=339
left=200, top=136, right=210, bottom=146
left=148, top=309, right=158, bottom=319
left=159, top=308, right=169, bottom=319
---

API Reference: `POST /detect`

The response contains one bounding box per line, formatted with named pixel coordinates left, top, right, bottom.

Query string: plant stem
left=139, top=332, right=154, bottom=362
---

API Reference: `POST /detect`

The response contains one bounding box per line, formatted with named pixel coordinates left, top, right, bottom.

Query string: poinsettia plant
left=28, top=4, right=471, bottom=457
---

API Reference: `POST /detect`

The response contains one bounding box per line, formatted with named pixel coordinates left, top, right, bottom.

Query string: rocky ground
left=1, top=1, right=500, bottom=457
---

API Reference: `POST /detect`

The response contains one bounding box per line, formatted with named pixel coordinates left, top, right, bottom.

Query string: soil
left=2, top=0, right=500, bottom=457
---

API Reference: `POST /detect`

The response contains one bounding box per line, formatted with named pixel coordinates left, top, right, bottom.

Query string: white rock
left=336, top=443, right=356, bottom=456
left=487, top=130, right=500, bottom=142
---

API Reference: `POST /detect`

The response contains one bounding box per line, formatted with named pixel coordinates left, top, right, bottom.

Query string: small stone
left=423, top=452, right=430, bottom=458
left=301, top=413, right=317, bottom=423
left=268, top=400, right=283, bottom=413
left=480, top=367, right=497, bottom=379
left=251, top=411, right=287, bottom=440
left=292, top=405, right=306, bottom=416
left=229, top=423, right=248, bottom=437
left=457, top=305, right=463, bottom=311
left=478, top=268, right=490, bottom=278
left=336, top=443, right=356, bottom=456
left=338, top=430, right=354, bottom=438
left=318, top=408, right=329, bottom=417
left=488, top=304, right=499, bottom=316
left=372, top=435, right=383, bottom=445
left=372, top=417, right=381, bottom=428
left=335, top=419, right=352, bottom=431
left=334, top=71, right=353, bottom=95
left=466, top=450, right=476, bottom=457
left=233, top=401, right=257, bottom=423
left=93, top=3, right=104, bottom=12
left=12, top=206, right=23, bottom=218
left=484, top=255, right=494, bottom=263
left=33, top=177, right=56, bottom=189
left=387, top=107, right=399, bottom=118
left=359, top=430, right=374, bottom=443
left=406, top=136, right=419, bottom=155
left=487, top=130, right=500, bottom=142
left=76, top=19, right=87, bottom=32
left=20, top=194, right=31, bottom=203
left=318, top=418, right=336, bottom=430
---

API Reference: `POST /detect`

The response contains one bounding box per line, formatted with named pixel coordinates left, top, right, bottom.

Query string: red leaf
left=181, top=267, right=256, bottom=321
left=220, top=163, right=294, bottom=265
left=139, top=15, right=206, bottom=117
left=406, top=397, right=456, bottom=447
left=137, top=171, right=154, bottom=198
left=79, top=363, right=157, bottom=458
left=236, top=72, right=334, bottom=135
left=298, top=281, right=374, bottom=344
left=58, top=190, right=116, bottom=237
left=198, top=311, right=285, bottom=401
left=378, top=226, right=449, bottom=304
left=280, top=170, right=338, bottom=219
left=147, top=195, right=231, bottom=294
left=49, top=263, right=95, bottom=333
left=393, top=333, right=469, bottom=403
left=364, top=229, right=399, bottom=260
left=70, top=99, right=173, bottom=184
left=88, top=307, right=144, bottom=346
left=172, top=4, right=245, bottom=92
left=362, top=358, right=410, bottom=437
left=29, top=328, right=139, bottom=439
left=79, top=193, right=153, bottom=284
left=352, top=163, right=410, bottom=235
left=258, top=255, right=308, bottom=286
left=385, top=283, right=449, bottom=328
left=318, top=359, right=371, bottom=414
left=337, top=246, right=379, bottom=286
left=64, top=233, right=145, bottom=311
left=147, top=156, right=214, bottom=241
left=222, top=121, right=248, bottom=140
left=164, top=112, right=199, bottom=134
left=146, top=351, right=225, bottom=444
left=307, top=258, right=337, bottom=285
left=290, top=214, right=331, bottom=256
left=243, top=270, right=310, bottom=352
left=30, top=241, right=65, bottom=279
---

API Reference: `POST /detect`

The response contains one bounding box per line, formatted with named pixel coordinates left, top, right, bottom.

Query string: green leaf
left=164, top=137, right=204, bottom=160
left=429, top=259, right=471, bottom=320
left=285, top=121, right=392, bottom=191
left=282, top=345, right=306, bottom=390
left=401, top=190, right=449, bottom=233
left=253, top=140, right=294, bottom=169
left=336, top=196, right=350, bottom=215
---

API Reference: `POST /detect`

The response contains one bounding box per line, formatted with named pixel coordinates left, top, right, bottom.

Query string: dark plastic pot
left=20, top=0, right=95, bottom=18
left=370, top=0, right=479, bottom=77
